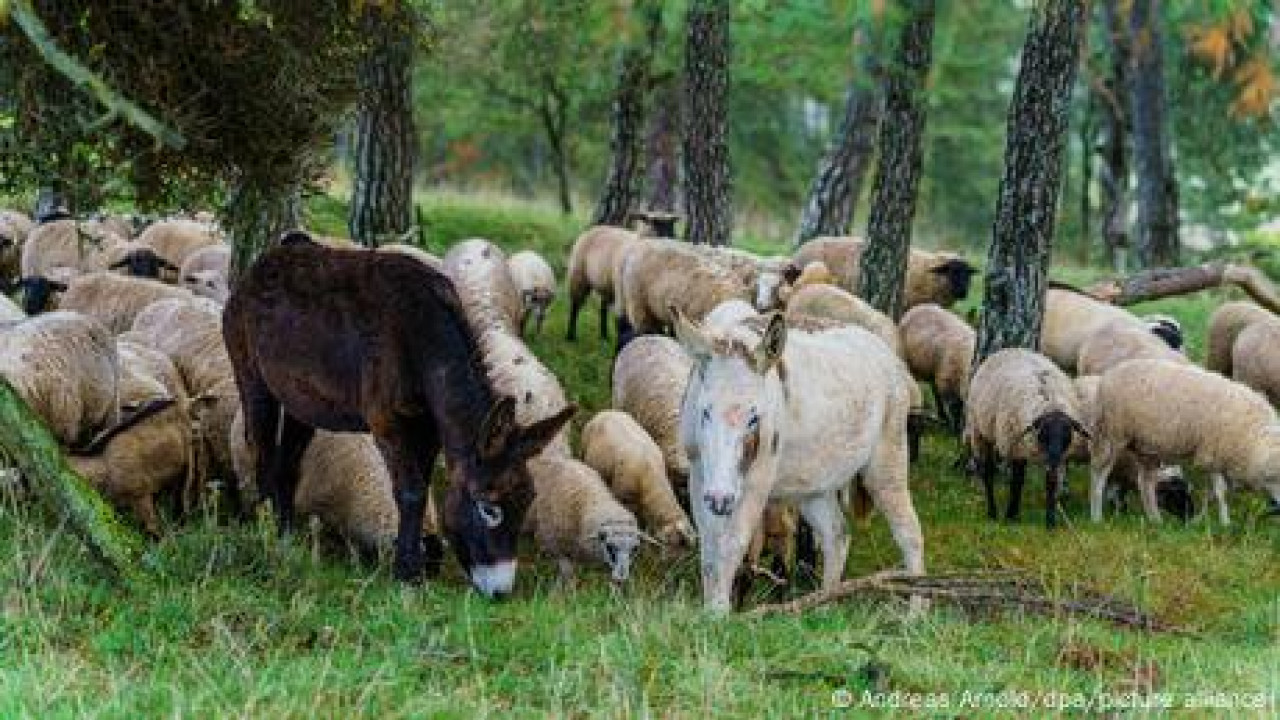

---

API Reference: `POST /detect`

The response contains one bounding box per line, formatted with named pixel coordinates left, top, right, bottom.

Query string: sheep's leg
left=1211, top=473, right=1231, bottom=526
left=1045, top=463, right=1063, bottom=529
left=1005, top=459, right=1026, bottom=522
left=375, top=421, right=439, bottom=583
left=518, top=307, right=532, bottom=339
left=131, top=495, right=161, bottom=538
left=1136, top=463, right=1163, bottom=524
left=535, top=305, right=548, bottom=336
left=930, top=383, right=947, bottom=426
left=944, top=394, right=965, bottom=436
left=598, top=293, right=611, bottom=341
left=566, top=284, right=588, bottom=341
left=1089, top=444, right=1120, bottom=522
left=976, top=444, right=998, bottom=521
left=798, top=492, right=849, bottom=591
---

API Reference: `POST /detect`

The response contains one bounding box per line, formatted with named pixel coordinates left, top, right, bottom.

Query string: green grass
left=1, top=195, right=1277, bottom=717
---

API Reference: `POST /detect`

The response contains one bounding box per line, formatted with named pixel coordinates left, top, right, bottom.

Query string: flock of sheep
left=0, top=204, right=1277, bottom=610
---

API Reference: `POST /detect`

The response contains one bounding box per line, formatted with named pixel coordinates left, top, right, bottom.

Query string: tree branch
left=1083, top=263, right=1280, bottom=312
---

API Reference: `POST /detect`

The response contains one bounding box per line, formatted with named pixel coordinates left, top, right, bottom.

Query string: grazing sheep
left=616, top=238, right=752, bottom=341
left=964, top=349, right=1091, bottom=527
left=900, top=304, right=975, bottom=432
left=1206, top=301, right=1274, bottom=375
left=0, top=311, right=119, bottom=447
left=135, top=219, right=224, bottom=279
left=612, top=334, right=695, bottom=485
left=507, top=250, right=557, bottom=337
left=565, top=225, right=642, bottom=341
left=0, top=210, right=34, bottom=283
left=15, top=219, right=122, bottom=312
left=783, top=283, right=902, bottom=356
left=380, top=243, right=442, bottom=269
left=1231, top=319, right=1280, bottom=406
left=84, top=213, right=135, bottom=241
left=57, top=272, right=194, bottom=334
left=793, top=237, right=976, bottom=309
left=580, top=410, right=694, bottom=548
left=442, top=239, right=523, bottom=336
left=1090, top=359, right=1280, bottom=524
left=178, top=244, right=231, bottom=303
left=774, top=261, right=834, bottom=306
left=93, top=239, right=180, bottom=279
left=1041, top=286, right=1181, bottom=373
left=1076, top=318, right=1189, bottom=377
left=229, top=410, right=441, bottom=556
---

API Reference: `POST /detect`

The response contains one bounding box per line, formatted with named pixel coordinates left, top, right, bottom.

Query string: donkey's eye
left=476, top=500, right=503, bottom=528
left=701, top=407, right=711, bottom=426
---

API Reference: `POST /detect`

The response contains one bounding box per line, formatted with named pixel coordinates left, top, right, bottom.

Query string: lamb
left=792, top=236, right=976, bottom=309
left=228, top=410, right=441, bottom=557
left=611, top=334, right=694, bottom=485
left=900, top=303, right=975, bottom=431
left=615, top=238, right=752, bottom=340
left=0, top=210, right=33, bottom=283
left=1230, top=319, right=1280, bottom=406
left=565, top=225, right=642, bottom=341
left=782, top=283, right=902, bottom=356
left=442, top=238, right=523, bottom=336
left=1205, top=301, right=1274, bottom=375
left=0, top=311, right=119, bottom=448
left=135, top=219, right=224, bottom=279
left=380, top=243, right=442, bottom=269
left=964, top=349, right=1091, bottom=527
left=57, top=272, right=194, bottom=334
left=1089, top=359, right=1280, bottom=524
left=1076, top=318, right=1189, bottom=377
left=507, top=250, right=557, bottom=337
left=579, top=410, right=695, bottom=548
left=178, top=244, right=231, bottom=303
left=1041, top=286, right=1182, bottom=373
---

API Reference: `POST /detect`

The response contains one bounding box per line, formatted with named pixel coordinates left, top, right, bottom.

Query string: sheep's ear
left=754, top=311, right=787, bottom=374
left=108, top=258, right=129, bottom=270
left=513, top=403, right=575, bottom=461
left=781, top=262, right=801, bottom=284
left=1068, top=416, right=1092, bottom=441
left=160, top=257, right=180, bottom=271
left=478, top=396, right=518, bottom=462
left=671, top=306, right=713, bottom=361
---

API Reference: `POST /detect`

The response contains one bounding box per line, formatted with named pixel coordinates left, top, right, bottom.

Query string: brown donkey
left=223, top=232, right=572, bottom=596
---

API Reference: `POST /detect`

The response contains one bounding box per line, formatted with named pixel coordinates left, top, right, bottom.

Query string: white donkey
left=675, top=309, right=925, bottom=612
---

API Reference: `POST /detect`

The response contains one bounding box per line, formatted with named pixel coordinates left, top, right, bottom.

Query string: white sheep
left=0, top=210, right=34, bottom=283
left=380, top=243, right=442, bottom=269
left=783, top=283, right=902, bottom=356
left=792, top=236, right=976, bottom=309
left=57, top=272, right=195, bottom=334
left=178, top=244, right=231, bottom=303
left=0, top=311, right=119, bottom=448
left=1041, top=286, right=1182, bottom=373
left=507, top=250, right=557, bottom=337
left=15, top=219, right=122, bottom=312
left=442, top=238, right=524, bottom=336
left=1205, top=301, right=1273, bottom=375
left=1076, top=318, right=1189, bottom=377
left=615, top=238, right=752, bottom=339
left=1231, top=318, right=1280, bottom=405
left=565, top=225, right=642, bottom=341
left=135, top=219, right=224, bottom=280
left=1089, top=359, right=1280, bottom=524
left=611, top=334, right=694, bottom=485
left=964, top=349, right=1091, bottom=527
left=0, top=294, right=25, bottom=324
left=900, top=303, right=974, bottom=431
left=580, top=410, right=694, bottom=548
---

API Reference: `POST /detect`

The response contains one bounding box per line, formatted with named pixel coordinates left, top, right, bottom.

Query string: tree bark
left=0, top=379, right=145, bottom=583
left=795, top=23, right=886, bottom=246
left=540, top=89, right=573, bottom=215
left=645, top=77, right=681, bottom=215
left=681, top=0, right=732, bottom=246
left=594, top=4, right=662, bottom=227
left=349, top=8, right=417, bottom=248
left=1083, top=264, right=1280, bottom=313
left=858, top=0, right=935, bottom=320
left=226, top=180, right=303, bottom=285
left=1098, top=0, right=1131, bottom=273
left=1126, top=0, right=1179, bottom=267
left=974, top=0, right=1086, bottom=363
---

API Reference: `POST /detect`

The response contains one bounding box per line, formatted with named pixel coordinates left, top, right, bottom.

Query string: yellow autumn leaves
left=1186, top=7, right=1274, bottom=118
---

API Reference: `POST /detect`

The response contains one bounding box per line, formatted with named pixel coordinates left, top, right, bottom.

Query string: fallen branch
left=747, top=570, right=1187, bottom=634
left=1083, top=263, right=1280, bottom=313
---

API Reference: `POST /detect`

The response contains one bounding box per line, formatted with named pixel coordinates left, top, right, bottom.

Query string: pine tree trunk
left=349, top=8, right=417, bottom=248
left=226, top=181, right=303, bottom=285
left=0, top=379, right=145, bottom=583
left=795, top=24, right=886, bottom=246
left=858, top=0, right=935, bottom=320
left=594, top=5, right=662, bottom=227
left=1098, top=0, right=1131, bottom=273
left=974, top=0, right=1086, bottom=363
left=540, top=91, right=574, bottom=216
left=681, top=0, right=732, bottom=246
left=1127, top=0, right=1179, bottom=268
left=645, top=78, right=681, bottom=215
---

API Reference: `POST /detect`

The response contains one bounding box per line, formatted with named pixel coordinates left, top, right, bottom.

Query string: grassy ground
left=1, top=194, right=1277, bottom=718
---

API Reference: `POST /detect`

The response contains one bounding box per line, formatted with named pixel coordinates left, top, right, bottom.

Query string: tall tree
left=349, top=4, right=420, bottom=248
left=681, top=0, right=733, bottom=246
left=974, top=0, right=1086, bottom=362
left=858, top=0, right=936, bottom=319
left=1097, top=0, right=1132, bottom=272
left=645, top=78, right=681, bottom=215
left=795, top=18, right=886, bottom=246
left=1127, top=0, right=1179, bottom=267
left=594, top=3, right=663, bottom=227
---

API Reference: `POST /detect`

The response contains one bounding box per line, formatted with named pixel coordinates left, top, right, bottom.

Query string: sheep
left=178, top=244, right=231, bottom=303
left=774, top=260, right=834, bottom=307
left=56, top=272, right=194, bottom=334
left=15, top=219, right=123, bottom=312
left=91, top=238, right=180, bottom=279
left=0, top=311, right=119, bottom=448
left=84, top=213, right=135, bottom=241
left=442, top=238, right=523, bottom=336
left=1230, top=318, right=1280, bottom=407
left=0, top=210, right=33, bottom=283
left=228, top=410, right=442, bottom=558
left=783, top=283, right=902, bottom=356
left=615, top=238, right=752, bottom=341
left=900, top=304, right=975, bottom=432
left=964, top=348, right=1091, bottom=527
left=1089, top=359, right=1280, bottom=524
left=793, top=236, right=976, bottom=309
left=580, top=410, right=695, bottom=548
left=565, top=225, right=642, bottom=341
left=1041, top=286, right=1182, bottom=373
left=0, top=294, right=24, bottom=324
left=507, top=250, right=557, bottom=337
left=135, top=219, right=224, bottom=279
left=1206, top=301, right=1274, bottom=375
left=1075, top=319, right=1189, bottom=377
left=380, top=243, right=442, bottom=269
left=612, top=334, right=694, bottom=485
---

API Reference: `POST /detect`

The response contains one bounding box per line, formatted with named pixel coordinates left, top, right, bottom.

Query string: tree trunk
left=857, top=0, right=935, bottom=320
left=349, top=8, right=417, bottom=248
left=795, top=23, right=886, bottom=246
left=0, top=379, right=145, bottom=583
left=1098, top=0, right=1131, bottom=273
left=1084, top=264, right=1280, bottom=312
left=681, top=0, right=732, bottom=246
left=1126, top=0, right=1179, bottom=268
left=974, top=0, right=1086, bottom=363
left=540, top=90, right=574, bottom=216
left=645, top=78, right=681, bottom=215
left=594, top=4, right=663, bottom=227
left=226, top=180, right=303, bottom=285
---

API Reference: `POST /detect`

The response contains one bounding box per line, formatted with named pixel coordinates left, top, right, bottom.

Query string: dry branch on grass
left=1084, top=263, right=1280, bottom=313
left=747, top=569, right=1187, bottom=634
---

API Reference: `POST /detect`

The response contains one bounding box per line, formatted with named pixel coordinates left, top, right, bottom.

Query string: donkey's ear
left=513, top=403, right=575, bottom=461
left=754, top=311, right=787, bottom=373
left=671, top=306, right=713, bottom=360
left=478, top=396, right=518, bottom=462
